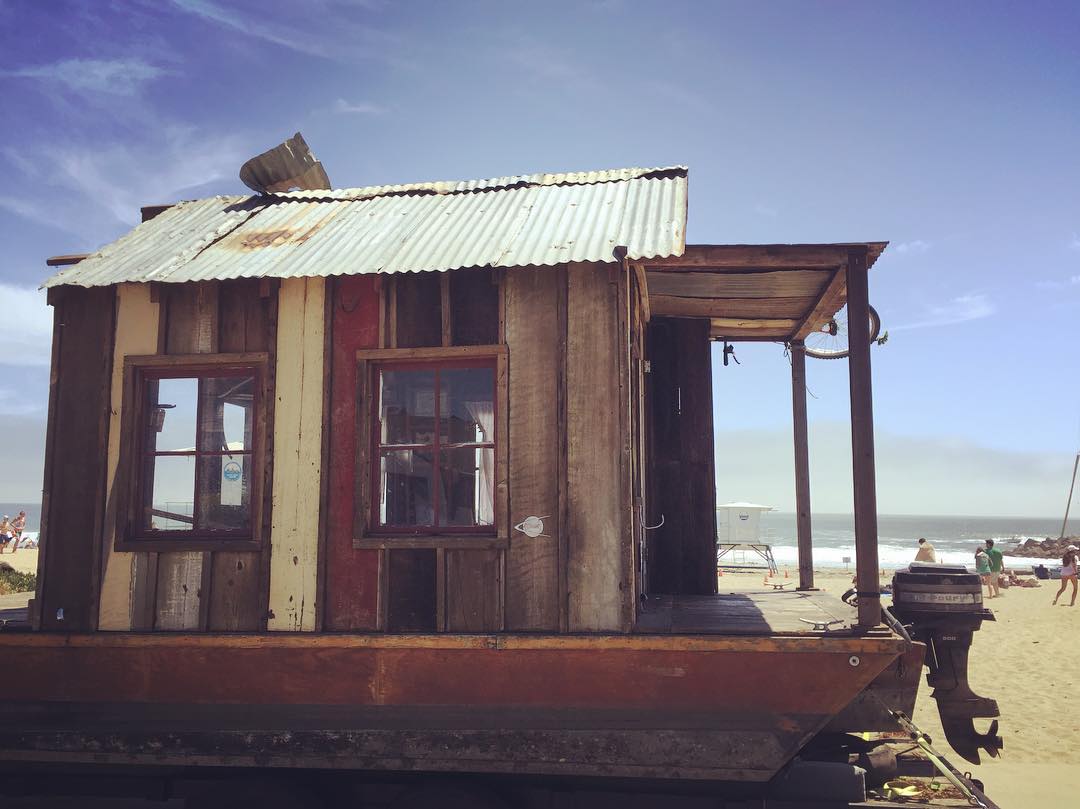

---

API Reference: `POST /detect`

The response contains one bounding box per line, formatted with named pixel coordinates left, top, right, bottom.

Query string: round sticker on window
left=223, top=461, right=242, bottom=482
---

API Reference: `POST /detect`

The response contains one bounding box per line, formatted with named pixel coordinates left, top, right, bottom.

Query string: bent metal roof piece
left=43, top=166, right=688, bottom=289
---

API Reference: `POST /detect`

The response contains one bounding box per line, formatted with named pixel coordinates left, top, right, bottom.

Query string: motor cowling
left=888, top=563, right=1003, bottom=764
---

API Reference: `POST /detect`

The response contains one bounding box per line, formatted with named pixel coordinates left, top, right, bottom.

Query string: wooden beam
left=790, top=341, right=813, bottom=591
left=45, top=254, right=89, bottom=267
left=647, top=270, right=830, bottom=300
left=791, top=268, right=847, bottom=341
left=846, top=248, right=880, bottom=628
left=643, top=244, right=851, bottom=270
left=650, top=295, right=817, bottom=319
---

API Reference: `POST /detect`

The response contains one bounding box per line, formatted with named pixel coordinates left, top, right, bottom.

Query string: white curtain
left=465, top=400, right=495, bottom=526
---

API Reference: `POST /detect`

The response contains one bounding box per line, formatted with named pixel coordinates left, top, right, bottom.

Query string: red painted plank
left=325, top=276, right=381, bottom=629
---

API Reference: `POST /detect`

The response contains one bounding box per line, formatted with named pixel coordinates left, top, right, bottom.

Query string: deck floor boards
left=635, top=590, right=858, bottom=635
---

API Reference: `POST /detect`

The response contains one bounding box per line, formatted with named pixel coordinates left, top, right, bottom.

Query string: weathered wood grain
left=325, top=275, right=381, bottom=630
left=646, top=269, right=829, bottom=299
left=208, top=279, right=275, bottom=631
left=648, top=294, right=818, bottom=319
left=267, top=277, right=325, bottom=631
left=37, top=286, right=116, bottom=632
left=790, top=341, right=814, bottom=590
left=394, top=271, right=441, bottom=348
left=503, top=268, right=562, bottom=631
left=444, top=548, right=503, bottom=632
left=386, top=549, right=437, bottom=632
left=566, top=263, right=629, bottom=631
left=97, top=284, right=159, bottom=630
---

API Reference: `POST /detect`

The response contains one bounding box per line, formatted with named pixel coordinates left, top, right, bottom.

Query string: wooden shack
left=0, top=165, right=904, bottom=795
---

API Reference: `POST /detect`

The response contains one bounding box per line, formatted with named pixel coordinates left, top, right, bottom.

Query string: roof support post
left=790, top=340, right=814, bottom=591
left=846, top=247, right=881, bottom=628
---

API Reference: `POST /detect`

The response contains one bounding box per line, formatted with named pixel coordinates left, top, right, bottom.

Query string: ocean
left=754, top=512, right=1075, bottom=570
left=3, top=502, right=1072, bottom=568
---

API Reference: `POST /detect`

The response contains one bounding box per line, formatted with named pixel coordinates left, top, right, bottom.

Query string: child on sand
left=1052, top=546, right=1078, bottom=607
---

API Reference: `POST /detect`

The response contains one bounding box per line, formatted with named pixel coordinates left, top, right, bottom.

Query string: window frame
left=354, top=345, right=509, bottom=549
left=114, top=352, right=270, bottom=552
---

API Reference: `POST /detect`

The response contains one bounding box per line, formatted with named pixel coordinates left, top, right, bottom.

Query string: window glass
left=440, top=447, right=495, bottom=526
left=442, top=367, right=495, bottom=444
left=148, top=378, right=197, bottom=453
left=144, top=455, right=195, bottom=531
left=198, top=455, right=252, bottom=530
left=136, top=367, right=259, bottom=538
left=379, top=370, right=436, bottom=446
left=380, top=449, right=435, bottom=526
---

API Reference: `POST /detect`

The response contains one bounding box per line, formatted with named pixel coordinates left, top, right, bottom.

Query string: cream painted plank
left=566, top=263, right=629, bottom=632
left=98, top=283, right=159, bottom=630
left=267, top=277, right=325, bottom=631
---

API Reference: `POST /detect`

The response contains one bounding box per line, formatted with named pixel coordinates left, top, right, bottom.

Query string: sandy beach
left=722, top=566, right=1073, bottom=808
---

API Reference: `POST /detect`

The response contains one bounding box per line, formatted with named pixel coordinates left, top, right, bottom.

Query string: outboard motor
left=889, top=563, right=1003, bottom=764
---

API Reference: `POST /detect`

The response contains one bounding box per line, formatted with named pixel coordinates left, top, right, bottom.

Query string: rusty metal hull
left=0, top=632, right=903, bottom=782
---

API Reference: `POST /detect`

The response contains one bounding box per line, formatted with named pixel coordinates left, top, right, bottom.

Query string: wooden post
left=846, top=248, right=880, bottom=628
left=790, top=340, right=814, bottom=590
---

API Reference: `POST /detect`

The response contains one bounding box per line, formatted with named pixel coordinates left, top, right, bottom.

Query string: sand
left=4, top=551, right=1074, bottom=805
left=722, top=566, right=1074, bottom=808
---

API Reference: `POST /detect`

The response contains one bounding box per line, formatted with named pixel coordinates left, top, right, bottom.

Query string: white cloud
left=2, top=58, right=167, bottom=95
left=0, top=284, right=52, bottom=368
left=333, top=98, right=386, bottom=115
left=890, top=293, right=995, bottom=331
left=894, top=239, right=932, bottom=255
left=1070, top=233, right=1080, bottom=250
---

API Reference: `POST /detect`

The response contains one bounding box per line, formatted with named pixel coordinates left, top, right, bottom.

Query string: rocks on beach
left=1007, top=535, right=1080, bottom=560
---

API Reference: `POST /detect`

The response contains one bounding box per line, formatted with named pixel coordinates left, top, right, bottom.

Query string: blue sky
left=1, top=0, right=1078, bottom=519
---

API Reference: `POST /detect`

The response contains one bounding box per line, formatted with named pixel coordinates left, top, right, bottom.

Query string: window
left=373, top=359, right=496, bottom=532
left=118, top=354, right=268, bottom=549
left=355, top=346, right=507, bottom=544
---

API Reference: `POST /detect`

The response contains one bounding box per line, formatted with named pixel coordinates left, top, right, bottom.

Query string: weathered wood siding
left=504, top=267, right=564, bottom=631
left=36, top=286, right=116, bottom=632
left=98, top=283, right=159, bottom=630
left=324, top=275, right=381, bottom=630
left=566, top=263, right=633, bottom=632
left=267, top=277, right=325, bottom=631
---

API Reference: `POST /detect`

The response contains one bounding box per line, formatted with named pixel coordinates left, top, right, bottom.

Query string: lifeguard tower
left=716, top=502, right=778, bottom=575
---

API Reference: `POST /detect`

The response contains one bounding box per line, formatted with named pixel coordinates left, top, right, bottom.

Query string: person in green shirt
left=984, top=539, right=1004, bottom=598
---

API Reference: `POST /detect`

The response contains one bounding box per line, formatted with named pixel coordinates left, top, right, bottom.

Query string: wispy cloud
left=890, top=293, right=995, bottom=331
left=333, top=98, right=386, bottom=115
left=0, top=284, right=52, bottom=368
left=894, top=239, right=932, bottom=255
left=1035, top=274, right=1080, bottom=291
left=1, top=58, right=168, bottom=95
left=168, top=0, right=404, bottom=65
left=2, top=126, right=251, bottom=240
left=1069, top=233, right=1080, bottom=250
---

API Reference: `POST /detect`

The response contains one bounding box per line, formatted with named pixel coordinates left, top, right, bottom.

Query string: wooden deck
left=636, top=590, right=860, bottom=635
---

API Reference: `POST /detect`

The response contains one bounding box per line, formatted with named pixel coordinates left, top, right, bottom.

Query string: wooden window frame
left=114, top=352, right=270, bottom=553
left=354, top=345, right=509, bottom=550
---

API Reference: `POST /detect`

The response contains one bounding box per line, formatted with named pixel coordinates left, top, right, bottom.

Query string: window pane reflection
left=442, top=367, right=494, bottom=445
left=380, top=449, right=434, bottom=526
left=379, top=370, right=436, bottom=446
left=147, top=378, right=197, bottom=453
left=143, top=455, right=195, bottom=531
left=198, top=455, right=252, bottom=531
left=440, top=447, right=494, bottom=527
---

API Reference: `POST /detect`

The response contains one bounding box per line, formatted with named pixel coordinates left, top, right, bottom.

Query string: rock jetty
left=1007, top=536, right=1080, bottom=560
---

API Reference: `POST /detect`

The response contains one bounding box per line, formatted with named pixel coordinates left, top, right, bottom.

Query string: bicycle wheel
left=803, top=305, right=881, bottom=360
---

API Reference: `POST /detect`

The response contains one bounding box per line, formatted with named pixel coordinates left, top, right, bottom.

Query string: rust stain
left=237, top=220, right=327, bottom=250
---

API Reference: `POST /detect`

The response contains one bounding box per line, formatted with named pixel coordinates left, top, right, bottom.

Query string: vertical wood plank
left=267, top=277, right=325, bottom=631
left=325, top=275, right=381, bottom=630
left=503, top=267, right=562, bottom=631
left=207, top=279, right=274, bottom=631
left=385, top=548, right=437, bottom=632
left=566, top=263, right=629, bottom=632
left=846, top=248, right=881, bottom=628
left=154, top=282, right=218, bottom=631
left=790, top=340, right=814, bottom=590
left=97, top=284, right=160, bottom=630
left=445, top=548, right=503, bottom=632
left=395, top=272, right=441, bottom=348
left=37, top=286, right=116, bottom=632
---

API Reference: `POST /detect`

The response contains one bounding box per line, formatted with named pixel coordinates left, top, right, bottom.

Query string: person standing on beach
left=0, top=516, right=10, bottom=554
left=985, top=539, right=1004, bottom=598
left=914, top=537, right=937, bottom=563
left=975, top=547, right=992, bottom=597
left=10, top=511, right=25, bottom=553
left=1053, top=546, right=1078, bottom=606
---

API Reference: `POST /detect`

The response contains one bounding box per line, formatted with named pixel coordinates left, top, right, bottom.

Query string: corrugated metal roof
left=45, top=165, right=688, bottom=288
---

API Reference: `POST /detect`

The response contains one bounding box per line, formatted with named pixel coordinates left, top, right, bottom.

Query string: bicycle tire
left=803, top=305, right=881, bottom=360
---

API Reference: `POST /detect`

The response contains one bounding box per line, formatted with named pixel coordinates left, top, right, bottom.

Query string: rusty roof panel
left=44, top=166, right=688, bottom=288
